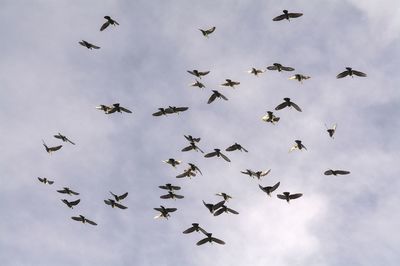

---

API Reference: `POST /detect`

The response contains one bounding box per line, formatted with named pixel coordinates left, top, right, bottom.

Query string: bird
left=37, top=177, right=54, bottom=185
left=290, top=140, right=307, bottom=152
left=273, top=10, right=303, bottom=21
left=336, top=67, right=367, bottom=79
left=106, top=103, right=132, bottom=114
left=160, top=191, right=184, bottom=200
left=79, top=40, right=100, bottom=49
left=71, top=215, right=97, bottom=225
left=159, top=183, right=181, bottom=191
left=213, top=204, right=239, bottom=216
left=187, top=70, right=210, bottom=79
left=152, top=108, right=171, bottom=116
left=154, top=206, right=177, bottom=219
left=176, top=169, right=196, bottom=179
left=289, top=74, right=310, bottom=83
left=54, top=133, right=75, bottom=145
left=109, top=191, right=128, bottom=202
left=240, top=169, right=255, bottom=177
left=324, top=169, right=350, bottom=176
left=96, top=104, right=114, bottom=114
left=252, top=169, right=271, bottom=180
left=196, top=233, right=225, bottom=245
left=183, top=223, right=208, bottom=234
left=165, top=106, right=189, bottom=114
left=204, top=149, right=231, bottom=162
left=208, top=90, right=228, bottom=104
left=225, top=143, right=248, bottom=152
left=182, top=142, right=204, bottom=153
left=262, top=111, right=280, bottom=124
left=190, top=80, right=206, bottom=89
left=57, top=187, right=79, bottom=195
left=199, top=26, right=216, bottom=37
left=104, top=199, right=128, bottom=209
left=266, top=63, right=295, bottom=72
left=184, top=135, right=200, bottom=143
left=61, top=199, right=81, bottom=209
left=215, top=192, right=232, bottom=201
left=188, top=163, right=202, bottom=175
left=203, top=200, right=225, bottom=214
left=221, top=79, right=240, bottom=88
left=247, top=68, right=265, bottom=76
left=100, top=16, right=119, bottom=31
left=277, top=192, right=303, bottom=203
left=275, top=98, right=302, bottom=112
left=259, top=182, right=280, bottom=196
left=163, top=158, right=181, bottom=168
left=326, top=123, right=337, bottom=138
left=42, top=140, right=62, bottom=154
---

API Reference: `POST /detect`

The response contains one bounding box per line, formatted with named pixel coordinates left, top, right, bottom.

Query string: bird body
left=275, top=98, right=302, bottom=112
left=277, top=192, right=303, bottom=203
left=259, top=182, right=280, bottom=196
left=273, top=10, right=303, bottom=21
left=267, top=63, right=295, bottom=72
left=100, top=16, right=119, bottom=31
left=221, top=79, right=240, bottom=88
left=336, top=67, right=367, bottom=79
left=104, top=199, right=127, bottom=209
left=262, top=111, right=280, bottom=124
left=79, top=40, right=100, bottom=49
left=196, top=233, right=225, bottom=245
left=42, top=140, right=62, bottom=154
left=199, top=26, right=216, bottom=37
left=190, top=80, right=206, bottom=88
left=54, top=133, right=75, bottom=145
left=208, top=90, right=228, bottom=104
left=62, top=199, right=80, bottom=209
left=37, top=177, right=54, bottom=185
left=71, top=215, right=97, bottom=225
left=204, top=149, right=231, bottom=162
left=290, top=140, right=307, bottom=152
left=154, top=205, right=177, bottom=219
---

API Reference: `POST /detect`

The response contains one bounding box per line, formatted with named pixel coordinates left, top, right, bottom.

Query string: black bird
left=267, top=63, right=295, bottom=72
left=247, top=67, right=265, bottom=76
left=106, top=103, right=132, bottom=114
left=165, top=106, right=189, bottom=114
left=289, top=74, right=310, bottom=83
left=159, top=183, right=181, bottom=191
left=190, top=80, right=206, bottom=89
left=187, top=70, right=210, bottom=79
left=225, top=143, right=248, bottom=152
left=199, top=26, right=216, bottom=37
left=79, top=40, right=100, bottom=49
left=163, top=158, right=181, bottom=168
left=240, top=169, right=255, bottom=177
left=326, top=123, right=337, bottom=138
left=154, top=205, right=177, bottom=219
left=57, top=187, right=79, bottom=196
left=188, top=163, right=202, bottom=175
left=152, top=108, right=171, bottom=116
left=100, top=16, right=119, bottom=31
left=277, top=192, right=303, bottom=203
left=160, top=191, right=184, bottom=200
left=204, top=149, right=231, bottom=162
left=273, top=10, right=303, bottom=21
left=275, top=98, right=302, bottom=112
left=290, top=140, right=307, bottom=152
left=262, top=111, right=280, bottom=124
left=37, top=177, right=54, bottom=185
left=208, top=90, right=228, bottom=104
left=176, top=169, right=196, bottom=179
left=61, top=199, right=80, bottom=209
left=197, top=233, right=225, bottom=245
left=183, top=223, right=208, bottom=234
left=71, top=215, right=97, bottom=226
left=54, top=133, right=75, bottom=145
left=253, top=169, right=271, bottom=180
left=182, top=142, right=204, bottom=153
left=42, top=140, right=62, bottom=154
left=203, top=200, right=225, bottom=214
left=324, top=169, right=350, bottom=176
left=109, top=191, right=128, bottom=202
left=104, top=199, right=127, bottom=209
left=213, top=204, right=239, bottom=216
left=215, top=192, right=232, bottom=201
left=259, top=182, right=280, bottom=196
left=184, top=135, right=201, bottom=143
left=221, top=79, right=240, bottom=88
left=336, top=67, right=367, bottom=79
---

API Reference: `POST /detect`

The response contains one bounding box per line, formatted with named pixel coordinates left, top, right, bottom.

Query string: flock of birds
left=37, top=11, right=366, bottom=246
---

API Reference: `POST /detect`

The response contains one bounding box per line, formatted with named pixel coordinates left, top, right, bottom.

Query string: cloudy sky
left=1, top=0, right=399, bottom=265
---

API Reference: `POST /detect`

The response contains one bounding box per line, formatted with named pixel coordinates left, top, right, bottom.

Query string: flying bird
left=37, top=177, right=54, bottom=185
left=247, top=68, right=265, bottom=76
left=203, top=200, right=225, bottom=214
left=262, top=111, right=280, bottom=124
left=71, top=215, right=97, bottom=226
left=96, top=104, right=114, bottom=114
left=190, top=80, right=206, bottom=89
left=266, top=63, right=295, bottom=72
left=188, top=163, right=202, bottom=175
left=204, top=149, right=231, bottom=162
left=79, top=40, right=100, bottom=49
left=57, top=187, right=79, bottom=196
left=215, top=192, right=232, bottom=201
left=187, top=70, right=210, bottom=79
left=42, top=140, right=62, bottom=154
left=176, top=169, right=196, bottom=179
left=213, top=204, right=239, bottom=216
left=182, top=142, right=204, bottom=153
left=225, top=143, right=248, bottom=152
left=324, top=169, right=350, bottom=176
left=196, top=233, right=225, bottom=245
left=54, top=133, right=75, bottom=145
left=289, top=74, right=310, bottom=83
left=221, top=79, right=240, bottom=88
left=275, top=98, right=302, bottom=112
left=336, top=67, right=367, bottom=79
left=184, top=135, right=200, bottom=143
left=154, top=205, right=177, bottom=219
left=183, top=223, right=208, bottom=234
left=241, top=169, right=255, bottom=177
left=290, top=140, right=307, bottom=152
left=163, top=158, right=181, bottom=168
left=61, top=199, right=80, bottom=209
left=100, top=16, right=119, bottom=31
left=159, top=183, right=181, bottom=191
left=208, top=90, right=228, bottom=104
left=152, top=108, right=171, bottom=117
left=104, top=199, right=128, bottom=209
left=109, top=191, right=128, bottom=202
left=165, top=106, right=189, bottom=114
left=253, top=169, right=271, bottom=180
left=107, top=103, right=132, bottom=114
left=277, top=192, right=303, bottom=203
left=326, top=123, right=337, bottom=138
left=259, top=182, right=280, bottom=196
left=199, top=26, right=216, bottom=37
left=160, top=191, right=184, bottom=200
left=273, top=10, right=303, bottom=21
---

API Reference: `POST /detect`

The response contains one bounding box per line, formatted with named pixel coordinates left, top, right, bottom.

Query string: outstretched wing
left=100, top=21, right=110, bottom=31
left=220, top=153, right=231, bottom=162
left=115, top=202, right=128, bottom=209
left=270, top=182, right=280, bottom=192
left=277, top=194, right=286, bottom=200
left=225, top=144, right=237, bottom=151
left=50, top=145, right=63, bottom=151
left=336, top=71, right=349, bottom=79
left=281, top=66, right=294, bottom=71
left=196, top=237, right=209, bottom=246
left=71, top=216, right=83, bottom=222
left=275, top=102, right=289, bottom=111
left=291, top=102, right=302, bottom=112
left=183, top=226, right=196, bottom=234
left=118, top=192, right=128, bottom=200
left=213, top=208, right=225, bottom=216
left=207, top=93, right=217, bottom=104
left=273, top=14, right=286, bottom=21
left=160, top=194, right=173, bottom=199
left=90, top=44, right=101, bottom=49
left=204, top=151, right=218, bottom=158
left=211, top=237, right=225, bottom=245
left=85, top=219, right=98, bottom=226
left=288, top=13, right=303, bottom=18
left=352, top=70, right=367, bottom=77
left=324, top=170, right=334, bottom=175
left=335, top=170, right=350, bottom=175
left=120, top=107, right=132, bottom=113
left=267, top=65, right=278, bottom=70
left=70, top=199, right=81, bottom=206
left=289, top=193, right=303, bottom=200
left=227, top=207, right=239, bottom=215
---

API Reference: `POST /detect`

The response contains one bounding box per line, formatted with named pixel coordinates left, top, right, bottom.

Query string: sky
left=1, top=0, right=400, bottom=265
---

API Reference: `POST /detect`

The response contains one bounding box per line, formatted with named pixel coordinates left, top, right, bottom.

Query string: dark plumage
left=42, top=140, right=62, bottom=154
left=213, top=204, right=239, bottom=216
left=160, top=191, right=184, bottom=200
left=199, top=26, right=216, bottom=37
left=57, top=187, right=79, bottom=196
left=176, top=169, right=196, bottom=179
left=324, top=169, right=350, bottom=176
left=290, top=140, right=307, bottom=152
left=275, top=98, right=302, bottom=112
left=159, top=183, right=181, bottom=191
left=203, top=200, right=225, bottom=214
left=326, top=123, right=337, bottom=138
left=154, top=205, right=177, bottom=219
left=37, top=177, right=54, bottom=185
left=266, top=63, right=295, bottom=72
left=259, top=182, right=280, bottom=196
left=71, top=215, right=97, bottom=225
left=54, top=133, right=75, bottom=145
left=100, top=16, right=119, bottom=31
left=204, top=149, right=231, bottom=162
left=96, top=103, right=131, bottom=114
left=62, top=199, right=81, bottom=209
left=208, top=90, right=228, bottom=104
left=225, top=143, right=248, bottom=152
left=273, top=10, right=303, bottom=21
left=215, top=192, right=232, bottom=201
left=289, top=74, right=310, bottom=83
left=184, top=135, right=200, bottom=143
left=104, top=199, right=127, bottom=209
left=187, top=70, right=210, bottom=79
left=247, top=68, right=265, bottom=76
left=183, top=223, right=208, bottom=234
left=79, top=40, right=100, bottom=49
left=165, top=106, right=189, bottom=114
left=196, top=233, right=225, bottom=245
left=336, top=67, right=367, bottom=79
left=182, top=142, right=204, bottom=153
left=277, top=192, right=303, bottom=203
left=163, top=158, right=181, bottom=168
left=221, top=79, right=240, bottom=88
left=190, top=80, right=206, bottom=88
left=109, top=191, right=128, bottom=202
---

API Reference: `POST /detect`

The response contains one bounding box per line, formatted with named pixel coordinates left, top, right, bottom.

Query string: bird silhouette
left=196, top=233, right=225, bottom=245
left=160, top=191, right=184, bottom=200
left=324, top=169, right=350, bottom=176
left=266, top=63, right=295, bottom=72
left=273, top=10, right=303, bottom=21
left=277, top=192, right=303, bottom=203
left=199, top=26, right=216, bottom=37
left=61, top=199, right=80, bottom=209
left=183, top=223, right=208, bottom=234
left=57, top=187, right=79, bottom=195
left=225, top=143, right=248, bottom=152
left=100, top=16, right=119, bottom=31
left=163, top=158, right=181, bottom=168
left=290, top=140, right=307, bottom=152
left=104, top=199, right=127, bottom=209
left=247, top=68, right=265, bottom=76
left=159, top=183, right=181, bottom=191
left=37, top=177, right=54, bottom=185
left=187, top=70, right=210, bottom=79
left=153, top=206, right=177, bottom=219
left=109, top=191, right=128, bottom=202
left=204, top=149, right=231, bottom=162
left=208, top=90, right=228, bottom=104
left=42, top=140, right=62, bottom=154
left=336, top=67, right=367, bottom=79
left=71, top=215, right=97, bottom=225
left=221, top=79, right=240, bottom=88
left=326, top=123, right=337, bottom=138
left=289, top=74, right=310, bottom=83
left=275, top=98, right=302, bottom=112
left=259, top=182, right=280, bottom=196
left=79, top=40, right=100, bottom=49
left=190, top=80, right=206, bottom=89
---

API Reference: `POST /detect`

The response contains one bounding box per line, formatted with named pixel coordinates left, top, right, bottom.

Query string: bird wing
left=100, top=21, right=110, bottom=31
left=207, top=93, right=217, bottom=104
left=277, top=194, right=286, bottom=200
left=61, top=199, right=70, bottom=206
left=165, top=208, right=177, bottom=212
left=104, top=199, right=112, bottom=205
left=48, top=181, right=54, bottom=185
left=120, top=107, right=132, bottom=113
left=270, top=182, right=280, bottom=192
left=115, top=202, right=128, bottom=209
left=154, top=208, right=163, bottom=212
left=176, top=172, right=189, bottom=178
left=213, top=200, right=226, bottom=211
left=54, top=135, right=62, bottom=140
left=273, top=14, right=286, bottom=21
left=176, top=107, right=189, bottom=112
left=183, top=226, right=196, bottom=234
left=198, top=227, right=208, bottom=235
left=71, top=216, right=83, bottom=222
left=196, top=238, right=209, bottom=246
left=85, top=219, right=97, bottom=225
left=275, top=102, right=289, bottom=110
left=267, top=65, right=278, bottom=70
left=90, top=44, right=101, bottom=49
left=352, top=70, right=367, bottom=77
left=213, top=208, right=225, bottom=216
left=288, top=13, right=303, bottom=18
left=336, top=71, right=349, bottom=79
left=182, top=145, right=194, bottom=152
left=206, top=26, right=216, bottom=34
left=49, top=145, right=63, bottom=151
left=171, top=185, right=181, bottom=190
left=158, top=185, right=168, bottom=190
left=220, top=152, right=231, bottom=162
left=324, top=170, right=333, bottom=175
left=259, top=185, right=267, bottom=193
left=291, top=102, right=302, bottom=112
left=335, top=170, right=350, bottom=175
left=118, top=192, right=128, bottom=200
left=227, top=207, right=239, bottom=214
left=199, top=71, right=210, bottom=76
left=70, top=190, right=79, bottom=195
left=70, top=199, right=81, bottom=206
left=67, top=138, right=75, bottom=145
left=281, top=66, right=295, bottom=71
left=225, top=145, right=237, bottom=151
left=289, top=193, right=303, bottom=200
left=211, top=237, right=225, bottom=245
left=57, top=189, right=67, bottom=194
left=241, top=146, right=248, bottom=152
left=160, top=194, right=172, bottom=199
left=204, top=151, right=218, bottom=158
left=187, top=70, right=195, bottom=76
left=38, top=177, right=44, bottom=182
left=174, top=194, right=184, bottom=199
left=288, top=75, right=298, bottom=80
left=261, top=169, right=271, bottom=176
